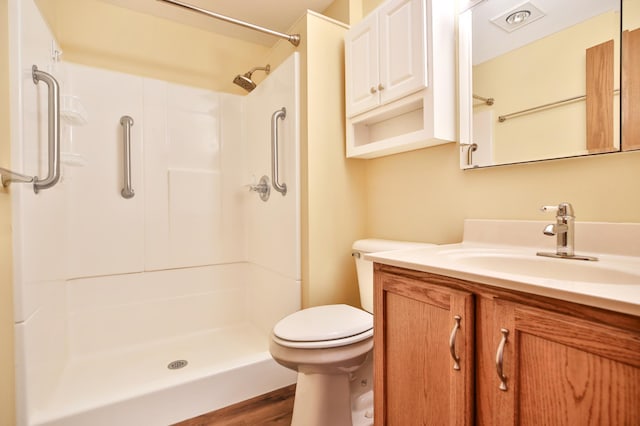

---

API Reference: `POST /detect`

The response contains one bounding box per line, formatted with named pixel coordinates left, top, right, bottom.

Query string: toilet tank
left=352, top=239, right=435, bottom=313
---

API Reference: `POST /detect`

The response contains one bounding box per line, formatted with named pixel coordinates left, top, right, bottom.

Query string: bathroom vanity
left=368, top=220, right=640, bottom=425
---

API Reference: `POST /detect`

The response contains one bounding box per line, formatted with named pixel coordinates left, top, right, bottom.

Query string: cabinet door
left=378, top=0, right=426, bottom=106
left=345, top=12, right=380, bottom=117
left=374, top=270, right=474, bottom=425
left=491, top=301, right=640, bottom=425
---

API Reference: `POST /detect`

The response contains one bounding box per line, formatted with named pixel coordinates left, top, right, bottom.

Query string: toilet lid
left=273, top=304, right=373, bottom=342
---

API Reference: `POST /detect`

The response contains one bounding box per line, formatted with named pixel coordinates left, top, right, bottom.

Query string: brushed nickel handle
left=449, top=315, right=462, bottom=371
left=496, top=328, right=509, bottom=391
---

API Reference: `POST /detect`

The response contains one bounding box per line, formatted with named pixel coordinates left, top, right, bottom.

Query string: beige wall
left=35, top=0, right=270, bottom=94
left=365, top=144, right=640, bottom=244
left=0, top=0, right=15, bottom=423
left=264, top=13, right=366, bottom=308
left=322, top=0, right=363, bottom=25
left=625, top=0, right=640, bottom=30
left=362, top=0, right=384, bottom=16
left=305, top=15, right=366, bottom=308
left=322, top=0, right=350, bottom=24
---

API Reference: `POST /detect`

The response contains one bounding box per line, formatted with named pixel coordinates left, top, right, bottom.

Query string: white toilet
left=269, top=239, right=434, bottom=426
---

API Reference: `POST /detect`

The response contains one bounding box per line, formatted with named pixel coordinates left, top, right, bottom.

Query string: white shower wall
left=9, top=1, right=301, bottom=424
left=62, top=62, right=247, bottom=277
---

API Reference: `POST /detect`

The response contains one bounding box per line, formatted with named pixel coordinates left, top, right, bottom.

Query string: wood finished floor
left=173, top=384, right=295, bottom=426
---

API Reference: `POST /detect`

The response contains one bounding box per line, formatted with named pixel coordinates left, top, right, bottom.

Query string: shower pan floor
left=32, top=323, right=296, bottom=426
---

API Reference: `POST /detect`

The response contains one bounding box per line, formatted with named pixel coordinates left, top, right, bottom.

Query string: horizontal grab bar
left=473, top=94, right=494, bottom=105
left=498, top=89, right=620, bottom=123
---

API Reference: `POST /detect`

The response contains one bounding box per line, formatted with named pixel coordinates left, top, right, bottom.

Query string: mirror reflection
left=463, top=0, right=622, bottom=168
left=623, top=0, right=640, bottom=151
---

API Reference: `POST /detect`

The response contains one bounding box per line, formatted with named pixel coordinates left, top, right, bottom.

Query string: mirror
left=458, top=0, right=624, bottom=168
left=623, top=0, right=640, bottom=151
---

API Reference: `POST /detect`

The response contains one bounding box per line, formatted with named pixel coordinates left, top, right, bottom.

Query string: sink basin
left=443, top=249, right=640, bottom=285
left=366, top=220, right=640, bottom=316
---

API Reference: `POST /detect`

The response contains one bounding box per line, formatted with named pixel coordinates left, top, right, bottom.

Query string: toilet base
left=350, top=354, right=374, bottom=426
left=291, top=372, right=352, bottom=426
left=289, top=354, right=374, bottom=426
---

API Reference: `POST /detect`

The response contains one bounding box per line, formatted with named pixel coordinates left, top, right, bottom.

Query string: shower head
left=233, top=64, right=270, bottom=92
left=233, top=74, right=256, bottom=92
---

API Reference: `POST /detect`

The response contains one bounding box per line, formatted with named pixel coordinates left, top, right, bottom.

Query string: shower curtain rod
left=157, top=0, right=301, bottom=46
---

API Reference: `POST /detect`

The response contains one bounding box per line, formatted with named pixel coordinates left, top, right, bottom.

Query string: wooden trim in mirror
left=586, top=40, right=614, bottom=154
left=623, top=28, right=640, bottom=151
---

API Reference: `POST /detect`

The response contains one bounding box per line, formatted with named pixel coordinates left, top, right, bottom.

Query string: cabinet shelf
left=347, top=89, right=454, bottom=158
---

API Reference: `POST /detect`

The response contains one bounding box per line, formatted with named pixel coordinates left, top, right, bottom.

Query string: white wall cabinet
left=345, top=0, right=426, bottom=118
left=345, top=0, right=456, bottom=159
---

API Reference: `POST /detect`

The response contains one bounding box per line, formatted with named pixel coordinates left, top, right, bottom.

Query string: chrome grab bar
left=32, top=66, right=61, bottom=193
left=1, top=66, right=62, bottom=192
left=473, top=94, right=494, bottom=105
left=498, top=89, right=620, bottom=123
left=270, top=107, right=287, bottom=196
left=120, top=116, right=135, bottom=199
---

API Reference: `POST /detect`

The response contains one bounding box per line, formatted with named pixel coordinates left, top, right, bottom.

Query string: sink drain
left=167, top=359, right=188, bottom=370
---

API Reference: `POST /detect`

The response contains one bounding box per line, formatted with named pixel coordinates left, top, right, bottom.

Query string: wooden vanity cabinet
left=374, top=264, right=640, bottom=426
left=373, top=268, right=475, bottom=425
left=489, top=300, right=640, bottom=425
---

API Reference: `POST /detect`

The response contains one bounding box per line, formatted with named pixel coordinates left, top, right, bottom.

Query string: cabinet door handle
left=378, top=83, right=385, bottom=91
left=449, top=315, right=462, bottom=371
left=370, top=86, right=377, bottom=94
left=495, top=328, right=509, bottom=391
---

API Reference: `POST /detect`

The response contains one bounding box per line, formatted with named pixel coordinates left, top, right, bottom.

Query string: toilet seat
left=273, top=304, right=373, bottom=349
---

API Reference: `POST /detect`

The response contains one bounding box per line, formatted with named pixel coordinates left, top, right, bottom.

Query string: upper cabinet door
left=378, top=0, right=427, bottom=106
left=345, top=12, right=380, bottom=117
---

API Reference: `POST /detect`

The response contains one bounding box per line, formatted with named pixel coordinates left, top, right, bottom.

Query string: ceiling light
left=506, top=10, right=531, bottom=26
left=490, top=2, right=545, bottom=33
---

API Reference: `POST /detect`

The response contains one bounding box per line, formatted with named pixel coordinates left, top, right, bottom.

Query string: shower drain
left=167, top=359, right=188, bottom=370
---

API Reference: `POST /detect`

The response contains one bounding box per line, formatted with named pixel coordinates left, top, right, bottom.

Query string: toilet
left=269, top=239, right=434, bottom=426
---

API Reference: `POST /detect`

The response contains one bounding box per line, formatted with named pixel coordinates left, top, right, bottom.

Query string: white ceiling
left=99, top=0, right=337, bottom=46
left=472, top=0, right=620, bottom=64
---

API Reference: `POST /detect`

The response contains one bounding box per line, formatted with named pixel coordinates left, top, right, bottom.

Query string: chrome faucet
left=537, top=202, right=597, bottom=261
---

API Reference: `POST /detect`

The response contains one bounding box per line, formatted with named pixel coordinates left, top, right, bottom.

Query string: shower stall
left=7, top=1, right=300, bottom=425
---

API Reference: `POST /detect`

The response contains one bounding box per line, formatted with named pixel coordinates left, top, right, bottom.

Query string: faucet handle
left=540, top=205, right=559, bottom=213
left=540, top=202, right=574, bottom=217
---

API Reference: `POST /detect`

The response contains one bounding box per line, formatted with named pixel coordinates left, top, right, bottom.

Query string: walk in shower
left=7, top=1, right=300, bottom=424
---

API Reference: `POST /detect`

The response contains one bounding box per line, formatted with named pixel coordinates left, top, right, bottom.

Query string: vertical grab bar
left=32, top=65, right=61, bottom=193
left=270, top=107, right=287, bottom=196
left=120, top=116, right=135, bottom=199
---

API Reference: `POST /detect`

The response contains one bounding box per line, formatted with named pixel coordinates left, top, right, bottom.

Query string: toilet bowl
left=269, top=239, right=434, bottom=426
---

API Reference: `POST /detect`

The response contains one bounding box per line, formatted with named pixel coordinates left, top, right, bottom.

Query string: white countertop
left=366, top=220, right=640, bottom=316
